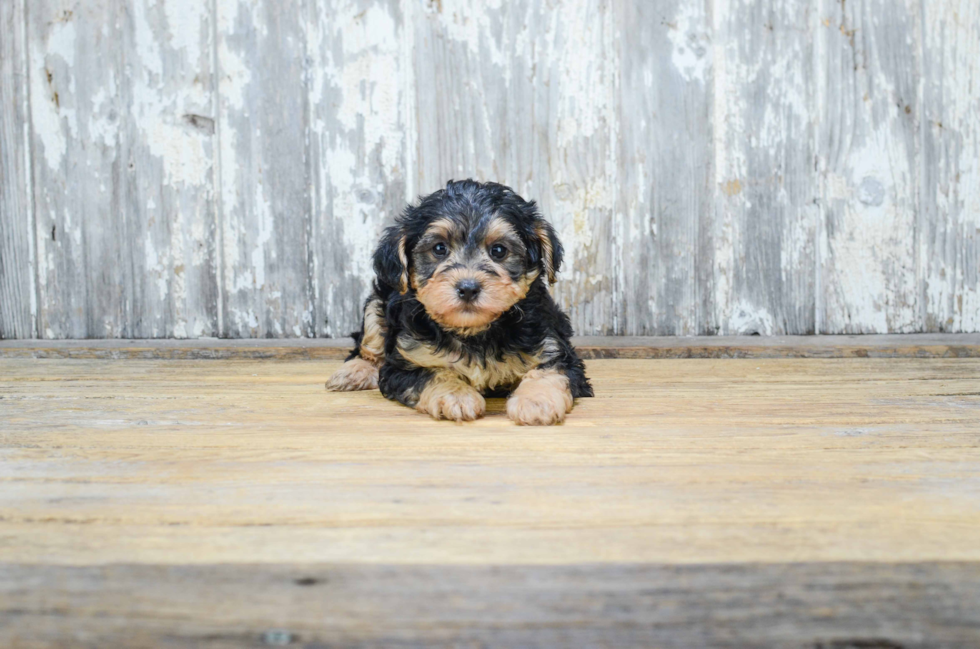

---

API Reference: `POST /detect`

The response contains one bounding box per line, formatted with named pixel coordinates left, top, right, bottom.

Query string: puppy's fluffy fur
left=326, top=180, right=592, bottom=425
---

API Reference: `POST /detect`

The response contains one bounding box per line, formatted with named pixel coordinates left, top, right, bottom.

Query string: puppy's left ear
left=373, top=224, right=410, bottom=294
left=532, top=219, right=563, bottom=285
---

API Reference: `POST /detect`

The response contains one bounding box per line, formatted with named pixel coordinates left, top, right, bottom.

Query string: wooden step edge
left=1, top=334, right=979, bottom=360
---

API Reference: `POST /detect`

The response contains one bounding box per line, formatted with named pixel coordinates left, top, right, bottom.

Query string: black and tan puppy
left=326, top=179, right=592, bottom=425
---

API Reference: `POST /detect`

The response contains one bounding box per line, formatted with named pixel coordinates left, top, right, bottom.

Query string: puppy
left=326, top=179, right=592, bottom=425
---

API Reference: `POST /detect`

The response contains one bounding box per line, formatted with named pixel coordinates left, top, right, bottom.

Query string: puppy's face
left=374, top=181, right=563, bottom=334
left=412, top=214, right=535, bottom=331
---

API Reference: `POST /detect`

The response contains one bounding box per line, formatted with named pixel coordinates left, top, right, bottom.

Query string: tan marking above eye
left=422, top=217, right=461, bottom=245
left=481, top=219, right=526, bottom=263
left=484, top=215, right=519, bottom=242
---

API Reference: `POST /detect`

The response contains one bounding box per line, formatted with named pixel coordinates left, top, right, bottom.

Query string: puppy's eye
left=489, top=243, right=508, bottom=260
left=432, top=242, right=448, bottom=258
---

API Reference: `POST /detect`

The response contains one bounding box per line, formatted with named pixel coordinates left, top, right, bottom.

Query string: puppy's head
left=374, top=180, right=562, bottom=333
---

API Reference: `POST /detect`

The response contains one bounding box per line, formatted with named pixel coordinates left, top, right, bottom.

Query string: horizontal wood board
left=2, top=356, right=979, bottom=645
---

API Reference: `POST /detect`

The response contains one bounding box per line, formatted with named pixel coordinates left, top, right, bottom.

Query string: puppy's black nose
left=455, top=279, right=482, bottom=303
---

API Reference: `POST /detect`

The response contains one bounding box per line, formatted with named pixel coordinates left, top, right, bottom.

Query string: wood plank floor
left=2, top=356, right=979, bottom=646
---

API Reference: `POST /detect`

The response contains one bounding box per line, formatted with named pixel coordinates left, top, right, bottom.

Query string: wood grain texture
left=215, top=0, right=315, bottom=337
left=1, top=357, right=979, bottom=645
left=308, top=0, right=408, bottom=339
left=1, top=358, right=979, bottom=566
left=920, top=1, right=980, bottom=334
left=3, top=1, right=980, bottom=338
left=615, top=1, right=709, bottom=336
left=28, top=0, right=219, bottom=339
left=709, top=0, right=818, bottom=335
left=2, top=562, right=979, bottom=647
left=818, top=0, right=922, bottom=334
left=0, top=0, right=35, bottom=339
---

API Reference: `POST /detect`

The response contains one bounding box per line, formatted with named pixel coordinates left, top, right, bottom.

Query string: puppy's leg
left=325, top=357, right=379, bottom=391
left=378, top=364, right=485, bottom=422
left=415, top=371, right=486, bottom=422
left=326, top=296, right=386, bottom=391
left=507, top=368, right=574, bottom=426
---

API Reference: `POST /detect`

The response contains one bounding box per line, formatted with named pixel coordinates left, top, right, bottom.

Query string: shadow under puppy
left=326, top=179, right=592, bottom=425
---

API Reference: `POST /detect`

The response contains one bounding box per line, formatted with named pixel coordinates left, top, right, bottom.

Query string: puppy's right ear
left=532, top=219, right=563, bottom=285
left=373, top=225, right=410, bottom=294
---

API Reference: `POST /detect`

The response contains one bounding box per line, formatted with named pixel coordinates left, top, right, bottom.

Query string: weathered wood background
left=1, top=0, right=978, bottom=339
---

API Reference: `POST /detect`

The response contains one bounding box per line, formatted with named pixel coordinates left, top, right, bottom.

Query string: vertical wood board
left=307, top=0, right=408, bottom=339
left=708, top=0, right=819, bottom=335
left=920, top=1, right=980, bottom=333
left=0, top=0, right=35, bottom=339
left=28, top=0, right=219, bottom=338
left=216, top=0, right=314, bottom=337
left=614, top=0, right=710, bottom=336
left=817, top=0, right=922, bottom=334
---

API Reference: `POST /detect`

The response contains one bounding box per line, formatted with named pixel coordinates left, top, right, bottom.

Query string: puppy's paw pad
left=325, top=358, right=379, bottom=391
left=419, top=387, right=486, bottom=422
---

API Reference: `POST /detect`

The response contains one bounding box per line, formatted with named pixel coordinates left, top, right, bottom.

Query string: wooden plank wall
left=0, top=0, right=35, bottom=339
left=1, top=0, right=977, bottom=339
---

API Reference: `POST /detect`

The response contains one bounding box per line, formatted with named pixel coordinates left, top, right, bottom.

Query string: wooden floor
left=2, top=353, right=980, bottom=647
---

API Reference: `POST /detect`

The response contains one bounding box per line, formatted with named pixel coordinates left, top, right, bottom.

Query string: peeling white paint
left=728, top=301, right=775, bottom=336
left=555, top=178, right=613, bottom=255
left=920, top=1, right=980, bottom=333
left=551, top=1, right=616, bottom=148
left=321, top=4, right=401, bottom=175
left=30, top=52, right=67, bottom=171
left=249, top=179, right=273, bottom=291
left=827, top=112, right=918, bottom=332
left=217, top=42, right=251, bottom=111
left=133, top=2, right=212, bottom=186
left=46, top=19, right=76, bottom=68
left=308, top=0, right=408, bottom=337
left=14, top=0, right=980, bottom=339
left=30, top=18, right=79, bottom=173
left=163, top=0, right=203, bottom=60
left=667, top=1, right=711, bottom=84
left=435, top=0, right=508, bottom=74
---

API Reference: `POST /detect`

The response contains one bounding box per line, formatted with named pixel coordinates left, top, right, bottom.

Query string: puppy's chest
left=398, top=338, right=539, bottom=391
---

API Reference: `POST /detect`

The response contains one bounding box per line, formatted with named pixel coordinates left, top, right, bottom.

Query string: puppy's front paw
left=507, top=369, right=574, bottom=426
left=325, top=358, right=379, bottom=391
left=416, top=375, right=485, bottom=422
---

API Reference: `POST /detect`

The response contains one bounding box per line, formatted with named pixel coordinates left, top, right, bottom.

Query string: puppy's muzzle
left=455, top=278, right=482, bottom=303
